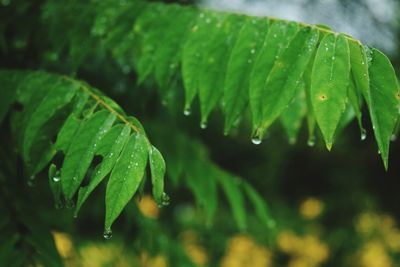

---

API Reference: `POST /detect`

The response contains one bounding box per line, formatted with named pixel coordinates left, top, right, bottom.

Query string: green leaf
left=367, top=48, right=400, bottom=168
left=105, top=132, right=148, bottom=230
left=75, top=124, right=131, bottom=216
left=257, top=27, right=319, bottom=136
left=61, top=110, right=116, bottom=200
left=223, top=17, right=269, bottom=134
left=149, top=145, right=166, bottom=206
left=281, top=82, right=307, bottom=144
left=48, top=163, right=62, bottom=209
left=198, top=14, right=243, bottom=125
left=249, top=21, right=299, bottom=134
left=347, top=76, right=365, bottom=137
left=217, top=173, right=247, bottom=230
left=0, top=72, right=20, bottom=124
left=311, top=33, right=350, bottom=150
left=185, top=161, right=218, bottom=226
left=243, top=182, right=275, bottom=229
left=153, top=6, right=195, bottom=88
left=134, top=4, right=172, bottom=83
left=181, top=10, right=216, bottom=111
left=22, top=78, right=78, bottom=163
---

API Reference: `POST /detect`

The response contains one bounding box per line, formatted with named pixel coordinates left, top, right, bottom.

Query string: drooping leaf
left=105, top=132, right=149, bottom=230
left=61, top=110, right=116, bottom=201
left=198, top=14, right=243, bottom=125
left=257, top=27, right=319, bottom=136
left=366, top=48, right=400, bottom=168
left=217, top=173, right=247, bottom=230
left=149, top=145, right=166, bottom=206
left=75, top=124, right=131, bottom=216
left=281, top=82, right=307, bottom=144
left=249, top=21, right=299, bottom=136
left=311, top=33, right=350, bottom=150
left=223, top=17, right=269, bottom=134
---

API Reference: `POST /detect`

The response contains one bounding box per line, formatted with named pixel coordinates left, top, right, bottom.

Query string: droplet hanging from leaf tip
left=360, top=129, right=367, bottom=141
left=103, top=228, right=112, bottom=240
left=183, top=108, right=191, bottom=116
left=251, top=129, right=262, bottom=145
left=200, top=121, right=207, bottom=129
left=27, top=175, right=36, bottom=187
left=158, top=192, right=170, bottom=207
left=307, top=136, right=315, bottom=147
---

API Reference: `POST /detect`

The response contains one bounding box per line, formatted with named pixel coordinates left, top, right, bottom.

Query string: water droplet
left=378, top=150, right=381, bottom=154
left=103, top=228, right=112, bottom=240
left=27, top=175, right=36, bottom=187
left=72, top=176, right=77, bottom=181
left=307, top=136, right=316, bottom=147
left=159, top=192, right=170, bottom=207
left=66, top=199, right=75, bottom=209
left=200, top=122, right=207, bottom=129
left=52, top=175, right=61, bottom=182
left=183, top=108, right=191, bottom=116
left=251, top=130, right=262, bottom=145
left=250, top=49, right=255, bottom=54
left=391, top=134, right=397, bottom=142
left=360, top=129, right=367, bottom=141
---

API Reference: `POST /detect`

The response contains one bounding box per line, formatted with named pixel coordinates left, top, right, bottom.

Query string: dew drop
left=27, top=175, right=36, bottom=187
left=307, top=136, right=316, bottom=147
left=251, top=130, right=262, bottom=145
left=103, top=228, right=112, bottom=240
left=52, top=175, right=61, bottom=182
left=360, top=129, right=367, bottom=141
left=378, top=150, right=381, bottom=155
left=200, top=122, right=207, bottom=129
left=391, top=134, right=397, bottom=142
left=183, top=108, right=191, bottom=116
left=250, top=48, right=255, bottom=54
